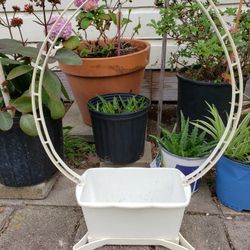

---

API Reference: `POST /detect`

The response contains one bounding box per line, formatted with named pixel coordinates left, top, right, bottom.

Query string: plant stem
left=2, top=3, right=13, bottom=39
left=0, top=63, right=13, bottom=116
left=117, top=1, right=121, bottom=56
left=42, top=2, right=49, bottom=53
left=18, top=27, right=25, bottom=46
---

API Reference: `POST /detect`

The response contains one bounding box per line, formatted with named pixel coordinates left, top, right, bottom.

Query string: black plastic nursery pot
left=88, top=93, right=151, bottom=164
left=177, top=69, right=248, bottom=126
left=0, top=115, right=63, bottom=187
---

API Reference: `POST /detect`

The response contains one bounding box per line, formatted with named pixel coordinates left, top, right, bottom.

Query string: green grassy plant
left=63, top=127, right=96, bottom=166
left=151, top=113, right=215, bottom=158
left=192, top=104, right=250, bottom=163
left=88, top=95, right=147, bottom=114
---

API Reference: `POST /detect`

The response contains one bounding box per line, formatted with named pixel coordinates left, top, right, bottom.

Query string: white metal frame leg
left=73, top=233, right=195, bottom=250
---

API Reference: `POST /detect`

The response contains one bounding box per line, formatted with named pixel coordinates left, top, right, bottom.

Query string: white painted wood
left=0, top=0, right=245, bottom=68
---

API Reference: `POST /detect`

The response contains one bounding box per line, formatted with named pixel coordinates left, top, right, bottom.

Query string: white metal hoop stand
left=31, top=0, right=244, bottom=249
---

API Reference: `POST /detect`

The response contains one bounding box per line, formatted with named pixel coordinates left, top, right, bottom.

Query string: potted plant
left=56, top=0, right=151, bottom=126
left=149, top=0, right=249, bottom=125
left=87, top=93, right=150, bottom=164
left=193, top=103, right=250, bottom=211
left=151, top=113, right=215, bottom=192
left=0, top=1, right=79, bottom=187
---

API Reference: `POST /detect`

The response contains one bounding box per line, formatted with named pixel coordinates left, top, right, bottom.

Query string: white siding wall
left=0, top=0, right=243, bottom=68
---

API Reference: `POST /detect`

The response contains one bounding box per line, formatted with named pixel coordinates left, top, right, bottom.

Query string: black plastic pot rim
left=176, top=67, right=230, bottom=87
left=177, top=66, right=249, bottom=87
left=87, top=93, right=151, bottom=118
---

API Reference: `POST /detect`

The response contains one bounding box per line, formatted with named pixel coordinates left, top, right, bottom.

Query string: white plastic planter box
left=76, top=168, right=191, bottom=242
left=160, top=146, right=208, bottom=192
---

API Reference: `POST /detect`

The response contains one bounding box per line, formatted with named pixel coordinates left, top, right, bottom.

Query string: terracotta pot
left=59, top=39, right=150, bottom=125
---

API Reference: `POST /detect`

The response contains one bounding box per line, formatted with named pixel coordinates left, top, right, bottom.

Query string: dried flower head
left=24, top=4, right=34, bottom=13
left=47, top=16, right=72, bottom=41
left=11, top=17, right=23, bottom=27
left=0, top=0, right=6, bottom=4
left=12, top=5, right=21, bottom=12
left=74, top=0, right=98, bottom=11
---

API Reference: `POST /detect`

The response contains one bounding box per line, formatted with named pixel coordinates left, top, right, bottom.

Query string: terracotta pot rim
left=76, top=39, right=150, bottom=62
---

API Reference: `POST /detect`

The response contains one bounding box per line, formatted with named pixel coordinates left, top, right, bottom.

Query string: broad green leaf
left=15, top=46, right=40, bottom=59
left=10, top=96, right=32, bottom=113
left=0, top=39, right=22, bottom=50
left=0, top=112, right=13, bottom=131
left=7, top=65, right=33, bottom=80
left=0, top=58, right=22, bottom=65
left=60, top=82, right=70, bottom=100
left=20, top=114, right=38, bottom=136
left=63, top=36, right=80, bottom=50
left=55, top=48, right=82, bottom=65
left=80, top=18, right=92, bottom=30
left=48, top=99, right=65, bottom=119
left=43, top=70, right=61, bottom=100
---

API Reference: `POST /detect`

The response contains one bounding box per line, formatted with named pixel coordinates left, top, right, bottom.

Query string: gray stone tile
left=180, top=214, right=230, bottom=250
left=219, top=201, right=250, bottom=216
left=224, top=216, right=250, bottom=250
left=187, top=182, right=221, bottom=215
left=0, top=206, right=82, bottom=250
left=0, top=173, right=59, bottom=200
left=73, top=216, right=88, bottom=245
left=63, top=102, right=93, bottom=141
left=98, top=246, right=152, bottom=249
left=0, top=206, right=14, bottom=231
left=24, top=170, right=85, bottom=207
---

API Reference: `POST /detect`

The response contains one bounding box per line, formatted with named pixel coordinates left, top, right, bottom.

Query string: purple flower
left=74, top=0, right=98, bottom=11
left=47, top=16, right=72, bottom=41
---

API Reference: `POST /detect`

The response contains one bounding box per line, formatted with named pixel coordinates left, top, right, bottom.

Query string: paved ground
left=0, top=170, right=249, bottom=250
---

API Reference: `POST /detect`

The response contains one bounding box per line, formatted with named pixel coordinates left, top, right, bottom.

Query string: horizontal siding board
left=0, top=1, right=246, bottom=69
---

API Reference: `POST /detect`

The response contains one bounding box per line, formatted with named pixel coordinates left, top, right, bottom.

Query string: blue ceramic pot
left=216, top=156, right=250, bottom=212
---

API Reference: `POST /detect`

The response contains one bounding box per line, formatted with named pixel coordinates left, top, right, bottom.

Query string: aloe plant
left=88, top=95, right=147, bottom=114
left=192, top=104, right=250, bottom=163
left=151, top=113, right=215, bottom=158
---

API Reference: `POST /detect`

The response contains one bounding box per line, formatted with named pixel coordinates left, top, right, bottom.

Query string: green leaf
left=60, top=81, right=70, bottom=100
left=0, top=58, right=22, bottom=65
left=20, top=114, right=38, bottom=136
left=48, top=99, right=65, bottom=119
left=7, top=65, right=33, bottom=80
left=55, top=48, right=82, bottom=65
left=10, top=96, right=32, bottom=113
left=63, top=36, right=80, bottom=50
left=43, top=70, right=61, bottom=100
left=0, top=112, right=13, bottom=131
left=15, top=46, right=40, bottom=59
left=0, top=39, right=22, bottom=50
left=80, top=18, right=92, bottom=30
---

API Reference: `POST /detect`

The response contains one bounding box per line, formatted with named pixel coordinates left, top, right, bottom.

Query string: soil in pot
left=59, top=39, right=150, bottom=126
left=0, top=114, right=63, bottom=187
left=88, top=93, right=150, bottom=164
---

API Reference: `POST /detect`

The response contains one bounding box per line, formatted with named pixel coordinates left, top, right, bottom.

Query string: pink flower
left=74, top=0, right=98, bottom=11
left=47, top=16, right=72, bottom=41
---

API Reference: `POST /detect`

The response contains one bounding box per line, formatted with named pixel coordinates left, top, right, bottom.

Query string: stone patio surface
left=0, top=171, right=249, bottom=250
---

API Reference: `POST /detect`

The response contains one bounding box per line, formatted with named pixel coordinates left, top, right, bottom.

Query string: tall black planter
left=177, top=71, right=247, bottom=126
left=88, top=93, right=150, bottom=164
left=0, top=116, right=63, bottom=187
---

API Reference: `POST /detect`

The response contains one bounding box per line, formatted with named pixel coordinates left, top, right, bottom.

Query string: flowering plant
left=0, top=0, right=80, bottom=136
left=149, top=0, right=250, bottom=83
left=51, top=0, right=141, bottom=57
